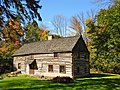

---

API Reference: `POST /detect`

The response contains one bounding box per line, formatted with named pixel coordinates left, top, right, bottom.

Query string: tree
left=0, top=18, right=24, bottom=73
left=69, top=16, right=82, bottom=35
left=92, top=0, right=120, bottom=7
left=24, top=20, right=49, bottom=43
left=86, top=2, right=120, bottom=72
left=94, top=0, right=120, bottom=4
left=1, top=17, right=23, bottom=47
left=0, top=18, right=24, bottom=60
left=70, top=10, right=96, bottom=41
left=51, top=15, right=68, bottom=37
left=75, top=10, right=96, bottom=32
left=0, top=0, right=42, bottom=28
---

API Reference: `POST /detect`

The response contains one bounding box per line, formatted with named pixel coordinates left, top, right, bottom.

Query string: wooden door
left=29, top=60, right=38, bottom=75
left=29, top=69, right=34, bottom=74
left=29, top=63, right=35, bottom=74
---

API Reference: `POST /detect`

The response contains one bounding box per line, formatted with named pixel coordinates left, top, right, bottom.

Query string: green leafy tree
left=0, top=0, right=42, bottom=73
left=86, top=2, right=120, bottom=72
left=24, top=20, right=49, bottom=43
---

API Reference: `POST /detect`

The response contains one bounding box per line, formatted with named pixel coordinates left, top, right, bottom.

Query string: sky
left=40, top=0, right=101, bottom=23
left=38, top=0, right=108, bottom=34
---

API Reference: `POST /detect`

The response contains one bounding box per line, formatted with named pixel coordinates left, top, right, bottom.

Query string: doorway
left=29, top=60, right=38, bottom=75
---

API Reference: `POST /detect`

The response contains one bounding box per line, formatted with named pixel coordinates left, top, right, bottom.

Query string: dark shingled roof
left=13, top=36, right=80, bottom=56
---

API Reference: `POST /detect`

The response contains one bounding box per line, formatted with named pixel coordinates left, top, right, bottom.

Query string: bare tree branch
left=51, top=15, right=68, bottom=37
left=69, top=16, right=82, bottom=35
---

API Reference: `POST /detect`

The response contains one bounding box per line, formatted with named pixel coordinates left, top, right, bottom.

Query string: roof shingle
left=13, top=36, right=80, bottom=56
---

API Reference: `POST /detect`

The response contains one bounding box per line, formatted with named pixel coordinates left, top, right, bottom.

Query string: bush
left=52, top=76, right=74, bottom=83
left=0, top=73, right=10, bottom=79
left=114, top=63, right=120, bottom=74
left=0, top=71, right=21, bottom=79
left=0, top=76, right=3, bottom=80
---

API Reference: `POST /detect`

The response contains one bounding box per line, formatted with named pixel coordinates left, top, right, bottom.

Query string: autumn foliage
left=0, top=19, right=49, bottom=60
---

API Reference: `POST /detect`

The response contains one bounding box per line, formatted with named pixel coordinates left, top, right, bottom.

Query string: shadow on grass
left=5, top=78, right=120, bottom=90
left=0, top=74, right=120, bottom=90
left=75, top=78, right=120, bottom=90
left=88, top=73, right=114, bottom=78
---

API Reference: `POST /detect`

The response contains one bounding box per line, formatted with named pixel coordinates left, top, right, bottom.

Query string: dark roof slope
left=13, top=36, right=80, bottom=56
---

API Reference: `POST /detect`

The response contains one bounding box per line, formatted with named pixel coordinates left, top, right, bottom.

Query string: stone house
left=13, top=35, right=90, bottom=78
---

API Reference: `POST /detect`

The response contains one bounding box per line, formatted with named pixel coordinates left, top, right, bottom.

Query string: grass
left=0, top=73, right=120, bottom=90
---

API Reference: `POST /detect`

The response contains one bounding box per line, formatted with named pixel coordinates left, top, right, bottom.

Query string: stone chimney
left=48, top=35, right=53, bottom=40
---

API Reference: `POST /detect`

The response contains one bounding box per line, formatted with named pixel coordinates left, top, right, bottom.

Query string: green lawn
left=0, top=73, right=120, bottom=90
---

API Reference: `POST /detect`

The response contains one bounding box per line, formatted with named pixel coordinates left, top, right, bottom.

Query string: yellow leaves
left=18, top=29, right=24, bottom=36
left=8, top=19, right=14, bottom=26
left=14, top=40, right=21, bottom=49
left=14, top=21, right=20, bottom=26
left=101, top=27, right=107, bottom=33
left=85, top=18, right=93, bottom=24
left=2, top=19, right=24, bottom=43
left=86, top=42, right=92, bottom=47
left=0, top=19, right=23, bottom=59
left=41, top=30, right=49, bottom=40
left=42, top=30, right=49, bottom=35
left=87, top=34, right=92, bottom=37
left=3, top=29, right=8, bottom=35
left=85, top=27, right=92, bottom=38
left=86, top=27, right=91, bottom=33
left=0, top=47, right=8, bottom=53
left=8, top=19, right=20, bottom=26
left=0, top=42, right=17, bottom=60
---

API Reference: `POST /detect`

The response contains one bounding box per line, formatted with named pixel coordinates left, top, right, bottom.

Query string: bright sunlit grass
left=0, top=73, right=120, bottom=90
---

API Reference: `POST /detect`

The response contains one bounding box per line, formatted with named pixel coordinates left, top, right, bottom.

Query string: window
left=60, top=65, right=66, bottom=73
left=80, top=53, right=84, bottom=58
left=77, top=67, right=80, bottom=73
left=84, top=54, right=89, bottom=59
left=18, top=63, right=21, bottom=69
left=54, top=52, right=58, bottom=58
left=48, top=65, right=53, bottom=72
left=84, top=67, right=87, bottom=73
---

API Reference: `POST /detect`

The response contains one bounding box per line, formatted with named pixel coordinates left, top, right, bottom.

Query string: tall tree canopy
left=0, top=0, right=42, bottom=27
left=86, top=2, right=120, bottom=72
left=24, top=20, right=49, bottom=43
left=0, top=18, right=23, bottom=60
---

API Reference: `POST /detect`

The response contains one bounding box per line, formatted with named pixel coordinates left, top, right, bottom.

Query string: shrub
left=52, top=76, right=74, bottom=83
left=0, top=71, right=21, bottom=79
left=114, top=63, right=120, bottom=74
left=0, top=73, right=10, bottom=79
left=0, top=76, right=3, bottom=80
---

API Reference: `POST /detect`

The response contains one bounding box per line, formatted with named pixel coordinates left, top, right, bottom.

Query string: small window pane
left=77, top=67, right=80, bottom=73
left=80, top=53, right=84, bottom=58
left=84, top=54, right=89, bottom=59
left=48, top=65, right=53, bottom=72
left=60, top=65, right=66, bottom=73
left=54, top=53, right=58, bottom=57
